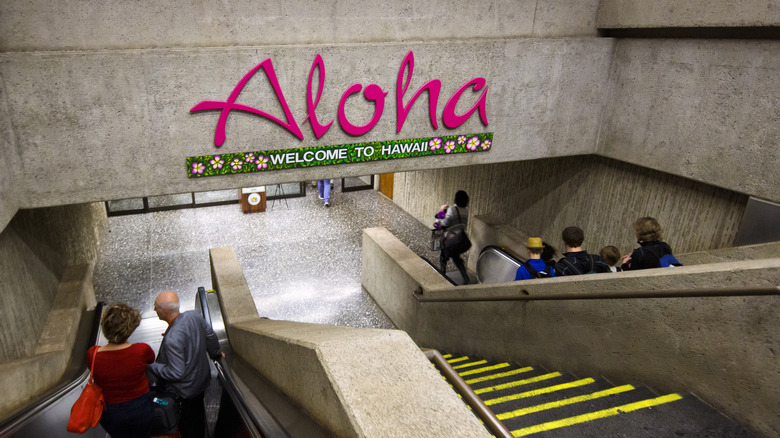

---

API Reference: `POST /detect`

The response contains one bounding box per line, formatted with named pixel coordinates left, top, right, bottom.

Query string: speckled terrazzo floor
left=93, top=181, right=440, bottom=329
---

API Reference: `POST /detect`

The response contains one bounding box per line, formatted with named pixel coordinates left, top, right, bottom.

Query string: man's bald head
left=154, top=291, right=180, bottom=323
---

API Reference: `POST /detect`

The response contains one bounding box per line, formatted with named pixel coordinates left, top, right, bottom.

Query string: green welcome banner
left=187, top=132, right=492, bottom=178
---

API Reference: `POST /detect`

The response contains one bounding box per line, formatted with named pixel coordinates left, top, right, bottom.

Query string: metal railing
left=423, top=348, right=513, bottom=438
left=413, top=285, right=780, bottom=302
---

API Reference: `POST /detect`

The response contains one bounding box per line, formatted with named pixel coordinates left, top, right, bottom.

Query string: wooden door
left=379, top=173, right=394, bottom=199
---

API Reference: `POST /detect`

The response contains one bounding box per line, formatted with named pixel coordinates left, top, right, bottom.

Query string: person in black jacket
left=438, top=190, right=471, bottom=284
left=621, top=217, right=680, bottom=270
left=555, top=226, right=611, bottom=276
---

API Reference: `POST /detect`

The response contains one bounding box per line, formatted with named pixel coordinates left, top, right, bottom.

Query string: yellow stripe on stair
left=453, top=360, right=487, bottom=369
left=511, top=393, right=684, bottom=437
left=458, top=363, right=511, bottom=376
left=465, top=366, right=534, bottom=384
left=483, top=377, right=593, bottom=404
left=475, top=372, right=564, bottom=395
left=446, top=356, right=469, bottom=364
left=497, top=385, right=635, bottom=419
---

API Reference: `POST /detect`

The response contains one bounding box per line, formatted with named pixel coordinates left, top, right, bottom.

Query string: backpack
left=558, top=254, right=609, bottom=275
left=639, top=245, right=683, bottom=268
left=520, top=261, right=553, bottom=279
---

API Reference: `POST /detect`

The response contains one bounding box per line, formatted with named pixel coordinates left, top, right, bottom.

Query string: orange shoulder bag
left=66, top=347, right=105, bottom=433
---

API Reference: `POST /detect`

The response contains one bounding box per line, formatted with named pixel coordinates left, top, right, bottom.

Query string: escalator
left=476, top=245, right=525, bottom=284
left=421, top=245, right=526, bottom=285
left=419, top=256, right=459, bottom=286
left=0, top=290, right=330, bottom=438
left=196, top=287, right=330, bottom=438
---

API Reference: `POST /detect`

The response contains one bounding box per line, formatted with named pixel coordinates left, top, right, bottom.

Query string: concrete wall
left=0, top=0, right=607, bottom=224
left=0, top=37, right=614, bottom=212
left=394, top=156, right=749, bottom=257
left=361, top=227, right=780, bottom=437
left=0, top=264, right=96, bottom=419
left=0, top=73, right=18, bottom=230
left=0, top=0, right=601, bottom=52
left=209, top=246, right=491, bottom=438
left=0, top=203, right=106, bottom=362
left=0, top=0, right=777, bottom=230
left=599, top=38, right=780, bottom=202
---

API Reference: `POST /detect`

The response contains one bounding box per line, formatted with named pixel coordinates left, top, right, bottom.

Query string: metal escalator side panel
left=197, top=287, right=301, bottom=438
left=477, top=246, right=523, bottom=284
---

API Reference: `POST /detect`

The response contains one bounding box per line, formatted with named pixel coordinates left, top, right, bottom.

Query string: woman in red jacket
left=87, top=304, right=155, bottom=438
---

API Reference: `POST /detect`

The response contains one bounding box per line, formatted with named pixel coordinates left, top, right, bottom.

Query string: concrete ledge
left=0, top=264, right=94, bottom=419
left=678, top=241, right=780, bottom=266
left=210, top=246, right=490, bottom=438
left=0, top=351, right=68, bottom=417
left=361, top=228, right=450, bottom=331
left=361, top=227, right=780, bottom=437
left=597, top=0, right=780, bottom=28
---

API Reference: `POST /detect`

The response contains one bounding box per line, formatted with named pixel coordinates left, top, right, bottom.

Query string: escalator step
left=503, top=387, right=672, bottom=436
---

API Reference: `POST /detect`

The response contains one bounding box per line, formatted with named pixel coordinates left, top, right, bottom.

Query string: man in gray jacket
left=149, top=291, right=221, bottom=438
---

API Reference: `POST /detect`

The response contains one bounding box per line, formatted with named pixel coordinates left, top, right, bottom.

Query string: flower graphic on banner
left=210, top=155, right=224, bottom=169
left=466, top=136, right=480, bottom=151
left=186, top=132, right=493, bottom=178
left=191, top=162, right=205, bottom=174
left=444, top=140, right=456, bottom=154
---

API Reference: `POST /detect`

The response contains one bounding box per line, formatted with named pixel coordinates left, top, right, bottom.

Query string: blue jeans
left=100, top=391, right=154, bottom=438
left=317, top=180, right=331, bottom=203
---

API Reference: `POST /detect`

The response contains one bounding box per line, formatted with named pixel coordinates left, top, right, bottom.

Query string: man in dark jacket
left=555, top=226, right=611, bottom=276
left=149, top=291, right=222, bottom=438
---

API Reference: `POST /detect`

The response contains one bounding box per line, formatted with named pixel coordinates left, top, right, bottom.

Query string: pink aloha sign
left=191, top=51, right=488, bottom=147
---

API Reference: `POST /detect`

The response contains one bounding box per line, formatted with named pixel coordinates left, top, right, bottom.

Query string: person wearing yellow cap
left=515, top=237, right=555, bottom=280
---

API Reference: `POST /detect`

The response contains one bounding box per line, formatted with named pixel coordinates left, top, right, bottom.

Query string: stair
left=441, top=354, right=755, bottom=437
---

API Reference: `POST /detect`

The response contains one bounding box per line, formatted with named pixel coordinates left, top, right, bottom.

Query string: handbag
left=441, top=207, right=471, bottom=254
left=67, top=348, right=105, bottom=433
left=150, top=391, right=182, bottom=436
left=442, top=227, right=471, bottom=253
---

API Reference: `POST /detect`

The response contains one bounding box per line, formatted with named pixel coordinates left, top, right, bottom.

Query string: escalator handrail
left=196, top=287, right=291, bottom=438
left=476, top=245, right=526, bottom=284
left=479, top=245, right=525, bottom=264
left=0, top=302, right=104, bottom=434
